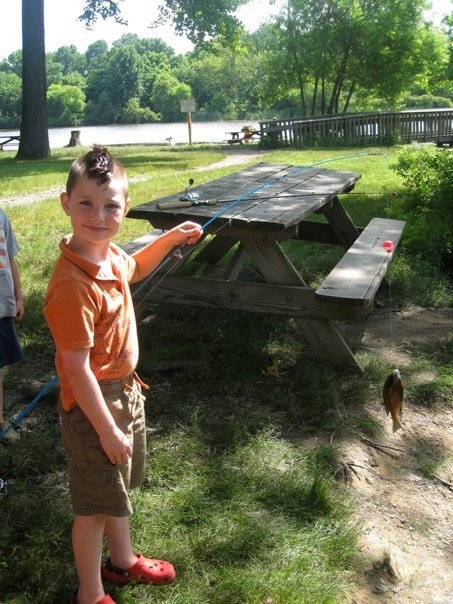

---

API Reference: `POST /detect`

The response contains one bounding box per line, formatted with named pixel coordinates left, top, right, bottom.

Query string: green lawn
left=0, top=143, right=451, bottom=603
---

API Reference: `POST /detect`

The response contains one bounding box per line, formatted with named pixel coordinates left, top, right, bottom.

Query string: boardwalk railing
left=259, top=109, right=453, bottom=147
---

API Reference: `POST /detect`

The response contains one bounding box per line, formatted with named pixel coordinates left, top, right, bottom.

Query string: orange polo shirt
left=44, top=236, right=139, bottom=411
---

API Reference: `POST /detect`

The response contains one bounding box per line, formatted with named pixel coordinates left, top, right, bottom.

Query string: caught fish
left=383, top=365, right=404, bottom=433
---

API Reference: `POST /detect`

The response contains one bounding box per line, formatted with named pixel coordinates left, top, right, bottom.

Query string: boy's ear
left=123, top=197, right=131, bottom=216
left=60, top=191, right=71, bottom=216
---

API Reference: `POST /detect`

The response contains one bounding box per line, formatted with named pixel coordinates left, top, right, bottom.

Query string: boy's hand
left=131, top=221, right=203, bottom=283
left=99, top=425, right=133, bottom=465
left=168, top=221, right=203, bottom=246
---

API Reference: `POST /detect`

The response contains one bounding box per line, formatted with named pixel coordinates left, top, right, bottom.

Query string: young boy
left=43, top=146, right=202, bottom=604
left=0, top=207, right=24, bottom=444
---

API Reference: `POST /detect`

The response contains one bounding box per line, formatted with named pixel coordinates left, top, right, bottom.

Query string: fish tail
left=392, top=417, right=403, bottom=433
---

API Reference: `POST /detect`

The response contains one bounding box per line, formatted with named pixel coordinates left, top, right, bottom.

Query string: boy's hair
left=66, top=145, right=128, bottom=197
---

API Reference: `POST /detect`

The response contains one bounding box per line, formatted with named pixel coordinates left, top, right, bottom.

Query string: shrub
left=390, top=146, right=453, bottom=270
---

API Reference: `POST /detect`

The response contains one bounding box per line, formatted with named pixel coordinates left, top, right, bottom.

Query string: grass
left=0, top=143, right=451, bottom=603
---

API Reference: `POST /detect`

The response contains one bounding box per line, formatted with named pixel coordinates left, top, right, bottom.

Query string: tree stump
left=66, top=130, right=82, bottom=147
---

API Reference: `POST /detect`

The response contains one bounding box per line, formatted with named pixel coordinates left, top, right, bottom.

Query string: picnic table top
left=127, top=162, right=361, bottom=237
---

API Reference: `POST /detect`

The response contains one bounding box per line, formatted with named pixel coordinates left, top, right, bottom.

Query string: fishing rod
left=1, top=152, right=386, bottom=438
left=133, top=151, right=388, bottom=306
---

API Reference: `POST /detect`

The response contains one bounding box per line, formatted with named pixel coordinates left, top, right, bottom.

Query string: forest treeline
left=1, top=0, right=452, bottom=129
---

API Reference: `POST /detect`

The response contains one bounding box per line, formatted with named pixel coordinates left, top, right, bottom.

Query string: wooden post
left=180, top=98, right=196, bottom=146
left=66, top=130, right=82, bottom=147
left=187, top=111, right=192, bottom=146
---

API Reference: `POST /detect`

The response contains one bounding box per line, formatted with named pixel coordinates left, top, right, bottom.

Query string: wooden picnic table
left=126, top=163, right=405, bottom=372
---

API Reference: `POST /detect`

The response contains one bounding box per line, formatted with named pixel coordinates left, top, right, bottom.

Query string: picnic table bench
left=0, top=135, right=20, bottom=150
left=126, top=163, right=405, bottom=372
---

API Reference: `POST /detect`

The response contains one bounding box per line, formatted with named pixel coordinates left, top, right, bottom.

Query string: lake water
left=1, top=120, right=261, bottom=149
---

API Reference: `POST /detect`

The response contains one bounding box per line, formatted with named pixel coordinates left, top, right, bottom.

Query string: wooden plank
left=297, top=221, right=365, bottom=245
left=241, top=238, right=363, bottom=369
left=315, top=217, right=405, bottom=306
left=131, top=275, right=371, bottom=320
left=194, top=234, right=238, bottom=264
left=321, top=196, right=360, bottom=249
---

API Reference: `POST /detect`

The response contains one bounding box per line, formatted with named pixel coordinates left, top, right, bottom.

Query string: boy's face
left=61, top=174, right=130, bottom=248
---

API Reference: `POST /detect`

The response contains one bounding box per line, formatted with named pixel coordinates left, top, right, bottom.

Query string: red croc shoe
left=102, top=553, right=176, bottom=585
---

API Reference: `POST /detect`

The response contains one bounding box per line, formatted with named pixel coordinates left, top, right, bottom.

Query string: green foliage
left=401, top=94, right=453, bottom=109
left=47, top=84, right=86, bottom=127
left=2, top=1, right=451, bottom=130
left=150, top=71, right=192, bottom=122
left=118, top=97, right=160, bottom=124
left=0, top=71, right=21, bottom=127
left=389, top=146, right=453, bottom=268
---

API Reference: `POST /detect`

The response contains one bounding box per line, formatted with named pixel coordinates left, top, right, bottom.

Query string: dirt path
left=336, top=307, right=453, bottom=603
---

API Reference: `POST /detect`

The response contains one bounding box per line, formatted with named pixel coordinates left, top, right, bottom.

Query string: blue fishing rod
left=1, top=152, right=384, bottom=440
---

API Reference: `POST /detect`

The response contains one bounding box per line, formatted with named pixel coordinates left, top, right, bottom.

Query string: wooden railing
left=258, top=109, right=453, bottom=147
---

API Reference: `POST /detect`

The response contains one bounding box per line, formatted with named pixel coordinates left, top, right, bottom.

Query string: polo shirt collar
left=59, top=235, right=119, bottom=282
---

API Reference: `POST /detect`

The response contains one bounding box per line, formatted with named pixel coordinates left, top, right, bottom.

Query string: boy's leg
left=72, top=514, right=108, bottom=604
left=104, top=515, right=136, bottom=570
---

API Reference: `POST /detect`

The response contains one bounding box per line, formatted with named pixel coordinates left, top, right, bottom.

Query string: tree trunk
left=311, top=76, right=318, bottom=116
left=342, top=81, right=355, bottom=114
left=66, top=130, right=82, bottom=147
left=16, top=0, right=50, bottom=160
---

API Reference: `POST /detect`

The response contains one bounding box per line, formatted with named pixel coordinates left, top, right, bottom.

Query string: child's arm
left=131, top=221, right=203, bottom=283
left=59, top=347, right=133, bottom=465
left=9, top=257, right=24, bottom=320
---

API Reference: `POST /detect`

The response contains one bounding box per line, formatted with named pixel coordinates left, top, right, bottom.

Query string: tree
left=0, top=51, right=23, bottom=77
left=47, top=84, right=86, bottom=126
left=150, top=70, right=192, bottom=121
left=17, top=0, right=247, bottom=159
left=265, top=0, right=431, bottom=116
left=80, top=0, right=249, bottom=46
left=16, top=0, right=50, bottom=160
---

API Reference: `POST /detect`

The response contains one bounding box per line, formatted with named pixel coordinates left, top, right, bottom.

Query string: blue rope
left=0, top=374, right=59, bottom=442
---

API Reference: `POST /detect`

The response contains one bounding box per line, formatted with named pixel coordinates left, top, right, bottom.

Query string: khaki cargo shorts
left=59, top=373, right=147, bottom=517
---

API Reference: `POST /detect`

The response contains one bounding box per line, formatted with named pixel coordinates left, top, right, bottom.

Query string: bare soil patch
left=336, top=306, right=453, bottom=603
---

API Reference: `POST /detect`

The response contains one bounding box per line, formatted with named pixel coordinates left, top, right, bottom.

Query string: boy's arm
left=131, top=221, right=202, bottom=283
left=9, top=257, right=24, bottom=320
left=59, top=348, right=133, bottom=465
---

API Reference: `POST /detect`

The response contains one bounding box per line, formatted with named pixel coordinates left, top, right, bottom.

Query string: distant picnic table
left=0, top=135, right=20, bottom=150
left=226, top=130, right=260, bottom=145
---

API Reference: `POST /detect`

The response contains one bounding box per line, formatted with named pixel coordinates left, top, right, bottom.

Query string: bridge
left=258, top=108, right=453, bottom=147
